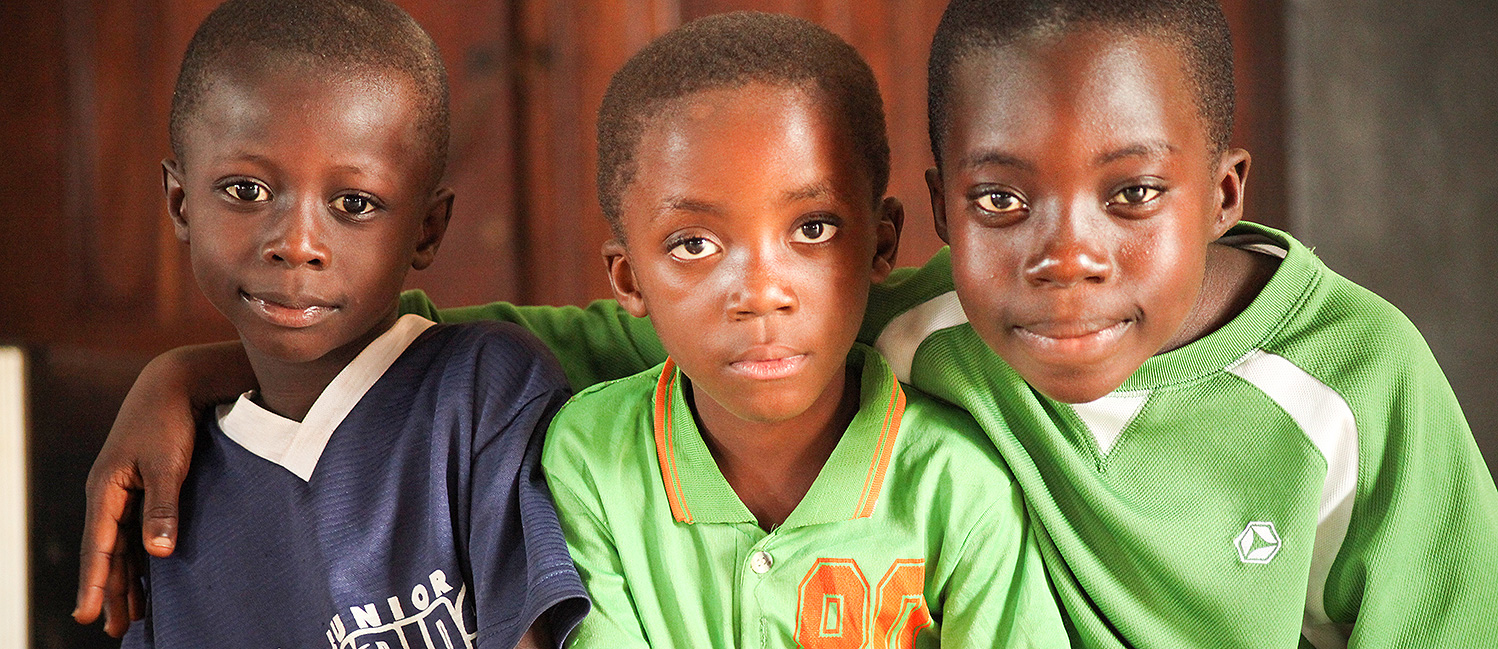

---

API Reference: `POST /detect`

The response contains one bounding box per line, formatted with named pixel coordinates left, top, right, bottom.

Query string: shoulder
left=542, top=364, right=662, bottom=468
left=890, top=384, right=1017, bottom=496
left=428, top=319, right=559, bottom=365
left=878, top=384, right=1029, bottom=560
left=421, top=321, right=570, bottom=396
left=863, top=251, right=968, bottom=381
left=1256, top=228, right=1441, bottom=389
left=861, top=248, right=959, bottom=344
left=1229, top=227, right=1470, bottom=479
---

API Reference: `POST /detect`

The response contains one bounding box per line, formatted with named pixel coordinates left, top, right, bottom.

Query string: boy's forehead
left=944, top=30, right=1208, bottom=165
left=179, top=64, right=431, bottom=182
left=195, top=68, right=406, bottom=129
left=619, top=83, right=873, bottom=224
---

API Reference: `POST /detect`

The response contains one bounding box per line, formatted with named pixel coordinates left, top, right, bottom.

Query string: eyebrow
left=781, top=181, right=836, bottom=203
left=652, top=181, right=842, bottom=219
left=656, top=195, right=720, bottom=217
left=960, top=150, right=1035, bottom=173
left=1094, top=140, right=1176, bottom=166
left=220, top=150, right=272, bottom=165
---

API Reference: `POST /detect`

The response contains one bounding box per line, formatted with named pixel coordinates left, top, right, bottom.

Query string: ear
left=602, top=238, right=649, bottom=318
left=163, top=159, right=189, bottom=243
left=871, top=196, right=904, bottom=283
left=411, top=186, right=455, bottom=271
left=926, top=167, right=950, bottom=244
left=1211, top=148, right=1252, bottom=238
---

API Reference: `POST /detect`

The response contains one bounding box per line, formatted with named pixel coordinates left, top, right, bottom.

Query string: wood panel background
left=0, top=1, right=1283, bottom=646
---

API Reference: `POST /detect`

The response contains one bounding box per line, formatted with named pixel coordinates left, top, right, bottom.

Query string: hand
left=72, top=341, right=254, bottom=636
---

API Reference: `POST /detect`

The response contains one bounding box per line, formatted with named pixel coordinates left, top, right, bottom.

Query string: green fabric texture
left=542, top=345, right=1067, bottom=648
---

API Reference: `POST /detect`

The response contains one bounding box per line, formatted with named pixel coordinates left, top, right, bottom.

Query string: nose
left=727, top=246, right=797, bottom=320
left=261, top=198, right=330, bottom=269
left=1023, top=202, right=1112, bottom=288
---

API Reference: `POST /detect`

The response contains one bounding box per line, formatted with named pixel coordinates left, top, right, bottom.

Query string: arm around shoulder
left=75, top=340, right=254, bottom=636
left=400, top=290, right=664, bottom=390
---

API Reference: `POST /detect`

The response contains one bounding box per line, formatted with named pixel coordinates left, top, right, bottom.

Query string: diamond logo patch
left=1235, top=521, right=1281, bottom=564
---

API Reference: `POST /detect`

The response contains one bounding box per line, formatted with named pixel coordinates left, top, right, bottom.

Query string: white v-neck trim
left=215, top=314, right=436, bottom=482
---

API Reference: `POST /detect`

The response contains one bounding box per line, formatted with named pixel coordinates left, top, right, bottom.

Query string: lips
left=727, top=344, right=808, bottom=381
left=240, top=289, right=339, bottom=328
left=1011, top=318, right=1132, bottom=361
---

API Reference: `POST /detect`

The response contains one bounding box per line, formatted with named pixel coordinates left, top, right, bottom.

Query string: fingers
left=127, top=531, right=145, bottom=622
left=101, top=512, right=136, bottom=638
left=74, top=466, right=136, bottom=625
left=138, top=454, right=189, bottom=558
left=71, top=544, right=111, bottom=625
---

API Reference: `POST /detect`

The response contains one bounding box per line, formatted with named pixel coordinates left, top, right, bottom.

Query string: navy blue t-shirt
left=124, top=316, right=590, bottom=649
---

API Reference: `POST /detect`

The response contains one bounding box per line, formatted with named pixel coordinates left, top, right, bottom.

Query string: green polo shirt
left=541, top=344, right=1066, bottom=648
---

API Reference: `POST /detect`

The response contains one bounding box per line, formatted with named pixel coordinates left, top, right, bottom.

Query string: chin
left=1032, top=381, right=1115, bottom=404
left=243, top=333, right=342, bottom=366
left=1020, top=365, right=1133, bottom=404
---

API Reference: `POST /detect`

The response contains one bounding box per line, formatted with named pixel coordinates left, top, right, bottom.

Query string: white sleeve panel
left=873, top=291, right=968, bottom=383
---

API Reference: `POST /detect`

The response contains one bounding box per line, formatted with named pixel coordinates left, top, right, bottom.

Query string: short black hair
left=927, top=0, right=1235, bottom=166
left=170, top=0, right=450, bottom=186
left=596, top=11, right=889, bottom=238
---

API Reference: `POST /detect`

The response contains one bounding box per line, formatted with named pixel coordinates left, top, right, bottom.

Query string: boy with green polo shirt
left=542, top=13, right=1063, bottom=647
left=82, top=0, right=1498, bottom=647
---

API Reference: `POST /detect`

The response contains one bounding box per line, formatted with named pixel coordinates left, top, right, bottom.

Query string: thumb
left=137, top=454, right=189, bottom=557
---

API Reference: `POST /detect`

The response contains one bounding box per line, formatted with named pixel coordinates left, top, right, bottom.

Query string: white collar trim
left=215, top=314, right=436, bottom=482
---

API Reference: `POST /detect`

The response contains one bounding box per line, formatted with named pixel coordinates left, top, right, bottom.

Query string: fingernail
left=149, top=537, right=172, bottom=549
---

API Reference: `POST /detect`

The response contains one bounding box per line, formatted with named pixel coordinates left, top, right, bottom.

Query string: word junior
left=326, top=569, right=472, bottom=649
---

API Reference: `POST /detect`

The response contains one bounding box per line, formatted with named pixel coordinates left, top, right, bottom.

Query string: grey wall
left=1287, top=0, right=1498, bottom=475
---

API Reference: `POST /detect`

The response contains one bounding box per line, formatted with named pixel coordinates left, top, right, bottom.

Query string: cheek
left=1121, top=226, right=1205, bottom=317
left=639, top=262, right=715, bottom=311
left=187, top=226, right=244, bottom=285
left=948, top=222, right=1017, bottom=314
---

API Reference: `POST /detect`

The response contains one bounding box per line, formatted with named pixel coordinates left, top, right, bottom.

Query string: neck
left=245, top=312, right=399, bottom=422
left=690, top=363, right=860, bottom=530
left=1161, top=242, right=1280, bottom=353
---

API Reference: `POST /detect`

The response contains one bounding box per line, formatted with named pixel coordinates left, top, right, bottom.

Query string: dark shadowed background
left=0, top=0, right=1491, bottom=646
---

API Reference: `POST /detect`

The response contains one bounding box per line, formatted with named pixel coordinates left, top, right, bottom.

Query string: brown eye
left=1112, top=186, right=1162, bottom=205
left=790, top=221, right=838, bottom=244
left=668, top=236, right=720, bottom=261
left=333, top=194, right=376, bottom=215
left=226, top=181, right=268, bottom=202
left=975, top=191, right=1025, bottom=214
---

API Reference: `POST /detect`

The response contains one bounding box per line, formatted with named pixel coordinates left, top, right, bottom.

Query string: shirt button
left=750, top=551, right=773, bottom=574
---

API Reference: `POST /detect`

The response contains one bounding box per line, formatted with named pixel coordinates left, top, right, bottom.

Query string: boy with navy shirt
left=97, top=1, right=588, bottom=646
left=84, top=0, right=1498, bottom=647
